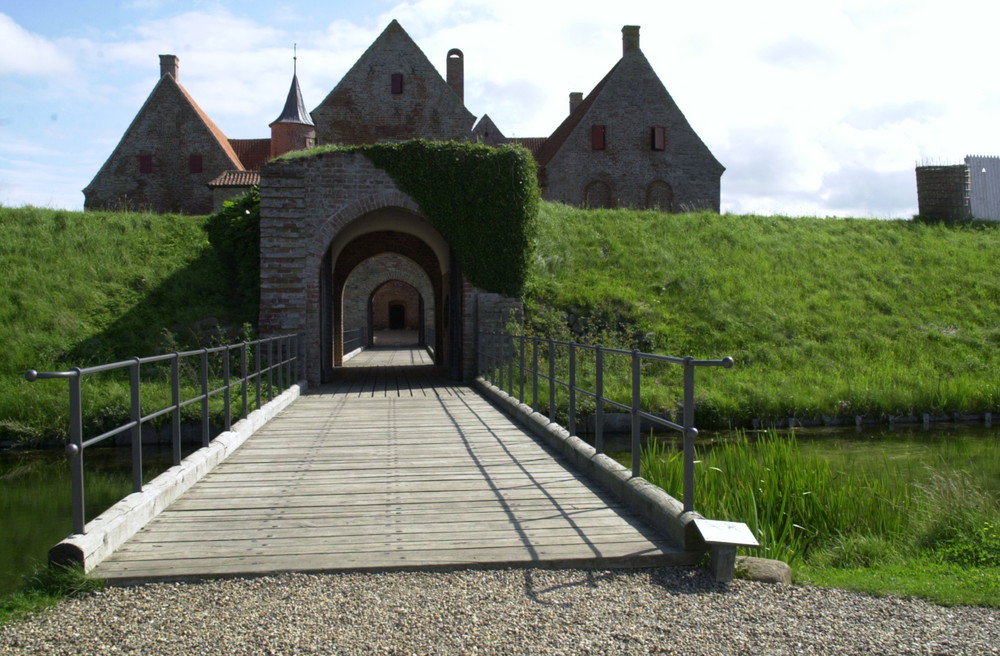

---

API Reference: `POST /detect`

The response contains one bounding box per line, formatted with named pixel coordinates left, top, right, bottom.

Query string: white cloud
left=0, top=13, right=75, bottom=76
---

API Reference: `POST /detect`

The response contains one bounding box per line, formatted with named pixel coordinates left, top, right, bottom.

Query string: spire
left=270, top=46, right=314, bottom=127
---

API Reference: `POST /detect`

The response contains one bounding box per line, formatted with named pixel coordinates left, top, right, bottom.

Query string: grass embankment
left=527, top=205, right=1000, bottom=425
left=637, top=431, right=1000, bottom=607
left=0, top=206, right=252, bottom=444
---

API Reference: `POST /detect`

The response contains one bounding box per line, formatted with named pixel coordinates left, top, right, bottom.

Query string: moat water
left=2, top=425, right=998, bottom=596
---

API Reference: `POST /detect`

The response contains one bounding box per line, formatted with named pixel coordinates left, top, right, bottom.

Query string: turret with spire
left=270, top=46, right=316, bottom=159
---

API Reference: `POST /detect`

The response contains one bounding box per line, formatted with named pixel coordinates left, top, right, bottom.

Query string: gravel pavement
left=1, top=567, right=997, bottom=655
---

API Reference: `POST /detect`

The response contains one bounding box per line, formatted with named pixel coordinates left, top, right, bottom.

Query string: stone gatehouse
left=259, top=150, right=494, bottom=384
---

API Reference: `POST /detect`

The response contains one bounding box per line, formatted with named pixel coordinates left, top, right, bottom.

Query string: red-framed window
left=391, top=73, right=404, bottom=94
left=139, top=154, right=153, bottom=174
left=591, top=125, right=606, bottom=151
left=651, top=126, right=666, bottom=151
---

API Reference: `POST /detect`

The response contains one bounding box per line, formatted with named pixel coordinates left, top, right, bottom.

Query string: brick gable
left=310, top=20, right=475, bottom=145
left=83, top=74, right=243, bottom=214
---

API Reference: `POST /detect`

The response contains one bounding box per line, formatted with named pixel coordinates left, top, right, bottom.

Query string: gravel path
left=2, top=567, right=997, bottom=655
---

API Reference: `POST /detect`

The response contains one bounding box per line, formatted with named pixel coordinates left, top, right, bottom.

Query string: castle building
left=83, top=21, right=723, bottom=214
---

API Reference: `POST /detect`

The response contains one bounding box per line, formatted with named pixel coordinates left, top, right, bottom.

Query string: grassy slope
left=527, top=204, right=1000, bottom=424
left=0, top=206, right=249, bottom=441
left=3, top=203, right=999, bottom=436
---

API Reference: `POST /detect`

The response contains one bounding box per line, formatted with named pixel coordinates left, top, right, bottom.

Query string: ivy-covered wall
left=279, top=140, right=539, bottom=296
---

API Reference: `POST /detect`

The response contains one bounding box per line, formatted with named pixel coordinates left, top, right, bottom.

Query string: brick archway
left=323, top=229, right=447, bottom=381
left=260, top=152, right=479, bottom=384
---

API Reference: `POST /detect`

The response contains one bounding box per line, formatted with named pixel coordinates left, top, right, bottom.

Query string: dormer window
left=651, top=126, right=666, bottom=151
left=591, top=125, right=606, bottom=151
left=391, top=73, right=404, bottom=94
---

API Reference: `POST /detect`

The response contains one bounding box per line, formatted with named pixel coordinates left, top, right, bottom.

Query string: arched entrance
left=318, top=206, right=460, bottom=382
left=370, top=280, right=423, bottom=346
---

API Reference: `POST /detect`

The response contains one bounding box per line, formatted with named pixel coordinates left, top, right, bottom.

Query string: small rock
left=736, top=556, right=793, bottom=584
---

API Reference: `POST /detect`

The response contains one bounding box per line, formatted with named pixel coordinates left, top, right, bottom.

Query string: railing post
left=507, top=331, right=514, bottom=397
left=278, top=337, right=285, bottom=393
left=297, top=333, right=304, bottom=383
left=568, top=342, right=576, bottom=437
left=631, top=349, right=641, bottom=478
left=240, top=342, right=248, bottom=419
left=68, top=369, right=85, bottom=535
left=683, top=357, right=697, bottom=513
left=267, top=339, right=274, bottom=403
left=595, top=346, right=604, bottom=455
left=200, top=348, right=210, bottom=447
left=255, top=339, right=262, bottom=410
left=130, top=358, right=143, bottom=493
left=497, top=329, right=505, bottom=392
left=518, top=334, right=526, bottom=402
left=532, top=337, right=539, bottom=412
left=171, top=352, right=181, bottom=466
left=548, top=338, right=556, bottom=423
left=284, top=335, right=291, bottom=390
left=480, top=326, right=490, bottom=380
left=223, top=347, right=232, bottom=432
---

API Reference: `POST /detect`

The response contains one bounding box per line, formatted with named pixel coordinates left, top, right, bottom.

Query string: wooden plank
left=92, top=358, right=681, bottom=584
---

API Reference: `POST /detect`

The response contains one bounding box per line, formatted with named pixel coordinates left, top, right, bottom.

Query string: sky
left=1, top=0, right=998, bottom=218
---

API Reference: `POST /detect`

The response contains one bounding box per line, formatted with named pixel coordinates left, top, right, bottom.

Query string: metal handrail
left=479, top=329, right=732, bottom=514
left=25, top=333, right=304, bottom=535
left=343, top=327, right=367, bottom=354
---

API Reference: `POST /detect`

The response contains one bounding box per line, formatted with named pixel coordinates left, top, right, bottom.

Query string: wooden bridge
left=90, top=346, right=689, bottom=585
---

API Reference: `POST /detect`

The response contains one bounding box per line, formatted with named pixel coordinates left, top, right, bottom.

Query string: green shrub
left=205, top=187, right=260, bottom=316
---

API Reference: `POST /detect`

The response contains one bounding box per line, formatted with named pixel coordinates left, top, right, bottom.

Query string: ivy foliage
left=204, top=186, right=260, bottom=316
left=280, top=140, right=540, bottom=296
left=360, top=140, right=539, bottom=296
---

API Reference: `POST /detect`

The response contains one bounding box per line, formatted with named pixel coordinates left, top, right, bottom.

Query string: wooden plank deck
left=93, top=349, right=684, bottom=584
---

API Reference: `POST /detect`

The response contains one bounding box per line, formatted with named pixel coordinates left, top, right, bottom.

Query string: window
left=591, top=125, right=606, bottom=150
left=584, top=180, right=613, bottom=208
left=651, top=126, right=666, bottom=151
left=189, top=154, right=203, bottom=174
left=646, top=181, right=674, bottom=211
left=391, top=73, right=404, bottom=94
left=139, top=154, right=153, bottom=174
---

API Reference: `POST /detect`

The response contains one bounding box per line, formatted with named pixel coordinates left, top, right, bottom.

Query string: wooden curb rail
left=49, top=383, right=306, bottom=572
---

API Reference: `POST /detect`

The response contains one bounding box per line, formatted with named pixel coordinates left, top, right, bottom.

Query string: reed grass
left=637, top=428, right=1000, bottom=605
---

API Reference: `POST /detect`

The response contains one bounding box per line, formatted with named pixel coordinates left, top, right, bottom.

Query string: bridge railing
left=343, top=327, right=367, bottom=355
left=24, top=333, right=303, bottom=535
left=479, top=328, right=732, bottom=514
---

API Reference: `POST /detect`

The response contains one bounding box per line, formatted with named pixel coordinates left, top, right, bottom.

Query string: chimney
left=622, top=25, right=640, bottom=55
left=446, top=49, right=464, bottom=101
left=569, top=92, right=583, bottom=115
left=159, top=54, right=179, bottom=80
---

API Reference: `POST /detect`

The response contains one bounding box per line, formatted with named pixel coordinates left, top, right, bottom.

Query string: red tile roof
left=207, top=170, right=261, bottom=187
left=508, top=137, right=547, bottom=158
left=229, top=139, right=272, bottom=170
